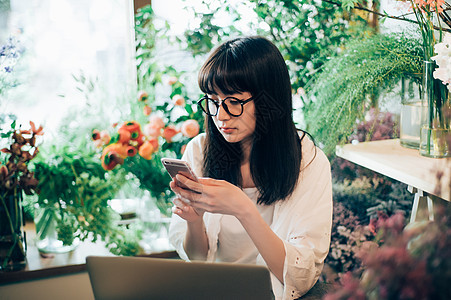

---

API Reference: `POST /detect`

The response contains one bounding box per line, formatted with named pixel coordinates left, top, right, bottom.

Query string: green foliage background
left=304, top=33, right=424, bottom=154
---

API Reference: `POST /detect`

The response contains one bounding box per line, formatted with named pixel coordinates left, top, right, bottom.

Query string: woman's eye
left=228, top=99, right=241, bottom=105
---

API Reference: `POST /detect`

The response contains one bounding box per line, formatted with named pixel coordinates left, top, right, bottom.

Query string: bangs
left=198, top=45, right=250, bottom=95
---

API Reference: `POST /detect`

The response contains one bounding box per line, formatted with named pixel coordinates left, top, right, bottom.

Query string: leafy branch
left=324, top=0, right=451, bottom=33
left=304, top=33, right=424, bottom=154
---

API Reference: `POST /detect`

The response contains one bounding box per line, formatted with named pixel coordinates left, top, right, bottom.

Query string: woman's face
left=209, top=91, right=256, bottom=144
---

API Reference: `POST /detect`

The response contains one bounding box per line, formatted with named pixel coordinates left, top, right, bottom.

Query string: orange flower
left=117, top=128, right=131, bottom=144
left=137, top=90, right=149, bottom=102
left=138, top=141, right=155, bottom=160
left=148, top=137, right=159, bottom=150
left=119, top=121, right=144, bottom=146
left=102, top=143, right=128, bottom=158
left=100, top=143, right=128, bottom=170
left=172, top=94, right=185, bottom=106
left=180, top=144, right=187, bottom=155
left=181, top=119, right=200, bottom=138
left=143, top=105, right=152, bottom=116
left=162, top=125, right=179, bottom=142
left=119, top=121, right=141, bottom=135
left=101, top=152, right=124, bottom=171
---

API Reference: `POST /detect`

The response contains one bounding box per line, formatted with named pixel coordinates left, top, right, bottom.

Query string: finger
left=172, top=205, right=183, bottom=215
left=197, top=177, right=218, bottom=185
left=173, top=197, right=192, bottom=211
left=173, top=194, right=191, bottom=204
left=175, top=174, right=203, bottom=194
left=189, top=199, right=211, bottom=211
left=169, top=180, right=178, bottom=191
left=172, top=197, right=183, bottom=207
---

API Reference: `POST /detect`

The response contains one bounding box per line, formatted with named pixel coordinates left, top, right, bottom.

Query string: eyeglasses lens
left=203, top=98, right=243, bottom=116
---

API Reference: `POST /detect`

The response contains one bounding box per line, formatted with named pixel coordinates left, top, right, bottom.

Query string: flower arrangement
left=408, top=0, right=448, bottom=61
left=0, top=121, right=43, bottom=194
left=324, top=206, right=451, bottom=300
left=94, top=96, right=201, bottom=172
left=0, top=120, right=43, bottom=270
left=93, top=77, right=203, bottom=216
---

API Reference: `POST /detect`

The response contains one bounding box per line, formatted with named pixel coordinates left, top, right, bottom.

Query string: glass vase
left=0, top=187, right=27, bottom=271
left=399, top=74, right=426, bottom=149
left=138, top=194, right=174, bottom=254
left=419, top=61, right=451, bottom=158
left=34, top=205, right=79, bottom=254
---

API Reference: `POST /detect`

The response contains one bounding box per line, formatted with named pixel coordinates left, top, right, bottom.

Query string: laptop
left=86, top=256, right=274, bottom=300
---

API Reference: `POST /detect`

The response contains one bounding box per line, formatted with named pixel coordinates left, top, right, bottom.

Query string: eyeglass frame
left=197, top=94, right=254, bottom=117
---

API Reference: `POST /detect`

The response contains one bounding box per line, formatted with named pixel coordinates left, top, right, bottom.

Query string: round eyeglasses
left=197, top=95, right=254, bottom=117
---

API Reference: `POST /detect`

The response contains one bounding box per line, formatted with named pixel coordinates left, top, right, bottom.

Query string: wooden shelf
left=336, top=139, right=451, bottom=201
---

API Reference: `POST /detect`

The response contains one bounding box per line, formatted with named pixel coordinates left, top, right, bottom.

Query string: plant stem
left=0, top=190, right=16, bottom=237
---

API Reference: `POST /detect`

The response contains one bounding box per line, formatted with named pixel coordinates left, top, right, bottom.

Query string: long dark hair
left=198, top=36, right=304, bottom=205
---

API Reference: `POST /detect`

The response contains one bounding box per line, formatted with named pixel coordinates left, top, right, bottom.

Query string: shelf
left=336, top=139, right=451, bottom=201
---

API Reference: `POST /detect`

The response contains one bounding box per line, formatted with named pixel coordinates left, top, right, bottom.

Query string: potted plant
left=32, top=146, right=123, bottom=253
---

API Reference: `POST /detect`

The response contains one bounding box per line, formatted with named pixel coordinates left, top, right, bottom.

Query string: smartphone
left=161, top=158, right=200, bottom=193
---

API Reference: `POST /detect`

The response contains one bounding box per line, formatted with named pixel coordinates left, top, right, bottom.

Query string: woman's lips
left=220, top=127, right=235, bottom=134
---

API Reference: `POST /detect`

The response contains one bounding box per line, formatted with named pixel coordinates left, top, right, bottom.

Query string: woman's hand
left=171, top=194, right=204, bottom=223
left=172, top=174, right=286, bottom=282
left=170, top=174, right=254, bottom=218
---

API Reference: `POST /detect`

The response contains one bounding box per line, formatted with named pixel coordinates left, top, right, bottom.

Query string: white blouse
left=216, top=188, right=274, bottom=264
left=168, top=133, right=333, bottom=300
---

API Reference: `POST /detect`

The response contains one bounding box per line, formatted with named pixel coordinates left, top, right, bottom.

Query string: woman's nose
left=216, top=103, right=230, bottom=121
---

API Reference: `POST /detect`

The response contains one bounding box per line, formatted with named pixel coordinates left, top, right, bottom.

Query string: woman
left=168, top=36, right=332, bottom=299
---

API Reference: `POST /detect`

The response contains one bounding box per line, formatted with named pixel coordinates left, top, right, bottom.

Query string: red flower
left=162, top=125, right=179, bottom=142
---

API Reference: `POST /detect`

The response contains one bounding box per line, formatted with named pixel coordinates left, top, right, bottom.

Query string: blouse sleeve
left=273, top=143, right=333, bottom=299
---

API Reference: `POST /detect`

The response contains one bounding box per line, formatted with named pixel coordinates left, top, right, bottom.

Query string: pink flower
left=413, top=0, right=445, bottom=13
left=143, top=123, right=162, bottom=137
left=99, top=130, right=110, bottom=145
left=181, top=119, right=200, bottom=138
left=148, top=115, right=165, bottom=129
left=167, top=76, right=178, bottom=85
left=172, top=94, right=185, bottom=106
